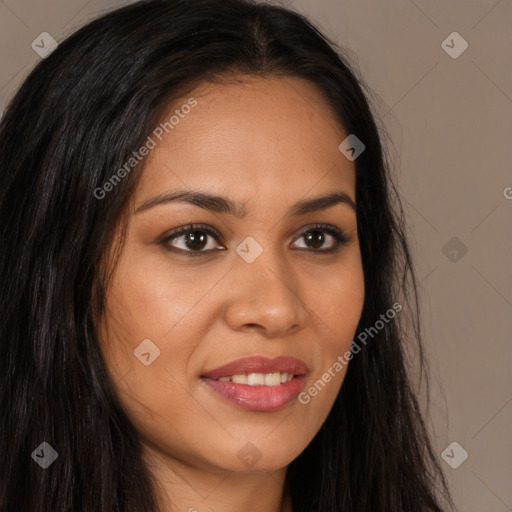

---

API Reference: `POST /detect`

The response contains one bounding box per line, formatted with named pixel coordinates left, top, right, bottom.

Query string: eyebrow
left=134, top=190, right=356, bottom=217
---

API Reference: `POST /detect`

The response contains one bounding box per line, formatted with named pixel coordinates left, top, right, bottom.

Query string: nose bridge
left=223, top=235, right=306, bottom=335
left=237, top=236, right=294, bottom=300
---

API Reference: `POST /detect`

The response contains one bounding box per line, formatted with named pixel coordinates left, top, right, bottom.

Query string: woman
left=0, top=0, right=454, bottom=510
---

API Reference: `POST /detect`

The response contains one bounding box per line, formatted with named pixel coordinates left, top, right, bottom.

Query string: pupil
left=186, top=231, right=207, bottom=250
left=305, top=230, right=324, bottom=249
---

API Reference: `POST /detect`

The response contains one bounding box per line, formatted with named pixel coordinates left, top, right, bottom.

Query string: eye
left=159, top=223, right=351, bottom=256
left=292, top=223, right=351, bottom=254
left=159, top=224, right=225, bottom=256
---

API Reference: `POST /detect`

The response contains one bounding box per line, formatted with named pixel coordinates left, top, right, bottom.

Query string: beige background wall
left=1, top=0, right=511, bottom=510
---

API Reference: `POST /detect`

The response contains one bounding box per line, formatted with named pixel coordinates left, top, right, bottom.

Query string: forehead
left=135, top=75, right=355, bottom=207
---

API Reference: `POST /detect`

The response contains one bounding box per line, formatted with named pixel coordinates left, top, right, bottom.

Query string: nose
left=222, top=245, right=308, bottom=338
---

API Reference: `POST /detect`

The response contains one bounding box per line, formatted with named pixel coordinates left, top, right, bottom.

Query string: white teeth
left=264, top=372, right=281, bottom=386
left=217, top=372, right=295, bottom=385
left=231, top=374, right=248, bottom=384
left=247, top=373, right=265, bottom=385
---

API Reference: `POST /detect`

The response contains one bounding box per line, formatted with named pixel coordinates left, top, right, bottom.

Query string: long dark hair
left=0, top=0, right=453, bottom=510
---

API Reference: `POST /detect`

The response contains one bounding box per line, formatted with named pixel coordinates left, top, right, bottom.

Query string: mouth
left=200, top=356, right=308, bottom=411
left=209, top=372, right=297, bottom=385
left=201, top=355, right=308, bottom=380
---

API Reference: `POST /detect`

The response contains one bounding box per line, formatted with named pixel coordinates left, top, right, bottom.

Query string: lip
left=200, top=356, right=309, bottom=412
left=201, top=375, right=307, bottom=411
left=201, top=355, right=309, bottom=380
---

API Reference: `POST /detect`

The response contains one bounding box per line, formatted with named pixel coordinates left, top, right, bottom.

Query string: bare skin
left=98, top=75, right=365, bottom=512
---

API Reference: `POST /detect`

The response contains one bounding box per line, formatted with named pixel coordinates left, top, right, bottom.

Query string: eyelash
left=159, top=223, right=351, bottom=257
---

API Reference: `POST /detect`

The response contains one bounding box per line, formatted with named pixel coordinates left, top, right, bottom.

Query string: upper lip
left=201, top=356, right=309, bottom=380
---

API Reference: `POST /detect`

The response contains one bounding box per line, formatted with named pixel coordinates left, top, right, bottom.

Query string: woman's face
left=98, top=75, right=365, bottom=474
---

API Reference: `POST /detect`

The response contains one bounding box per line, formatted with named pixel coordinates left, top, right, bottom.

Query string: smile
left=200, top=356, right=309, bottom=411
left=215, top=372, right=295, bottom=385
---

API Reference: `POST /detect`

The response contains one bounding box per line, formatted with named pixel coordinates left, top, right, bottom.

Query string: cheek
left=98, top=260, right=202, bottom=449
left=97, top=253, right=196, bottom=409
left=299, top=259, right=364, bottom=419
left=104, top=251, right=208, bottom=343
left=309, top=254, right=365, bottom=340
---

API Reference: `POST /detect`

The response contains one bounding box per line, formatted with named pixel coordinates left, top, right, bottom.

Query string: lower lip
left=201, top=375, right=307, bottom=411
